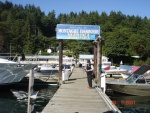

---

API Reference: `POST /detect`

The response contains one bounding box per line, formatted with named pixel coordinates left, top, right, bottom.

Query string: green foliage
left=133, top=59, right=145, bottom=66
left=0, top=1, right=150, bottom=65
left=145, top=58, right=150, bottom=65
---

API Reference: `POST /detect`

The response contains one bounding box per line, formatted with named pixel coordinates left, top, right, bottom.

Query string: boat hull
left=107, top=83, right=150, bottom=96
left=0, top=64, right=37, bottom=85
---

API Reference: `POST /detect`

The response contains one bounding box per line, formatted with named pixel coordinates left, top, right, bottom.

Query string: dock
left=42, top=67, right=121, bottom=113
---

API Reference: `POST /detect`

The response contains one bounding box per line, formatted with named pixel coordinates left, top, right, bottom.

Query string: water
left=0, top=84, right=58, bottom=113
left=107, top=93, right=150, bottom=113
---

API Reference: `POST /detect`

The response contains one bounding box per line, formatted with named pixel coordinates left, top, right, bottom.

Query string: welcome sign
left=56, top=24, right=100, bottom=40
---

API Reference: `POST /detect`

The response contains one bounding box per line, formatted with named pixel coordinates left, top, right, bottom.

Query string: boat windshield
left=126, top=74, right=139, bottom=83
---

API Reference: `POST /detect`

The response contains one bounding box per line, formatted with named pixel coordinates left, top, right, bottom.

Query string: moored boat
left=0, top=63, right=36, bottom=85
left=106, top=73, right=150, bottom=96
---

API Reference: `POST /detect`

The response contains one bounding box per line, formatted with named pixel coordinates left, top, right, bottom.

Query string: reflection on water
left=108, top=94, right=150, bottom=113
left=0, top=85, right=58, bottom=113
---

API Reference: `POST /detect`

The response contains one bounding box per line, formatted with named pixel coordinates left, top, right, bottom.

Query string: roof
left=79, top=54, right=109, bottom=60
left=24, top=55, right=59, bottom=59
left=79, top=55, right=93, bottom=59
left=20, top=55, right=74, bottom=60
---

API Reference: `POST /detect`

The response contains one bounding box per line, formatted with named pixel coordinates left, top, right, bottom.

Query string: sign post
left=56, top=24, right=100, bottom=85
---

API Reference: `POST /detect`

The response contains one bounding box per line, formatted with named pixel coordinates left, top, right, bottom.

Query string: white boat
left=106, top=73, right=150, bottom=96
left=0, top=58, right=17, bottom=64
left=33, top=63, right=73, bottom=82
left=105, top=68, right=127, bottom=75
left=37, top=64, right=59, bottom=72
left=106, top=65, right=150, bottom=96
left=0, top=62, right=37, bottom=85
left=104, top=66, right=127, bottom=78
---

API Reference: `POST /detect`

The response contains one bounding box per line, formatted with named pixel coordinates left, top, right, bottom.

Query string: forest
left=0, top=1, right=150, bottom=66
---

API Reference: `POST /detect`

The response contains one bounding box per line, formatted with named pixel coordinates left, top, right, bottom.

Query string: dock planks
left=42, top=68, right=121, bottom=113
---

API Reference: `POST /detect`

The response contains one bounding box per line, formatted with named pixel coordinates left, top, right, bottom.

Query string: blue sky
left=1, top=0, right=150, bottom=18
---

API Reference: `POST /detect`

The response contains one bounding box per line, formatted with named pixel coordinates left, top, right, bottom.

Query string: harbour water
left=1, top=70, right=150, bottom=113
left=2, top=85, right=150, bottom=113
left=107, top=92, right=150, bottom=113
left=0, top=83, right=58, bottom=113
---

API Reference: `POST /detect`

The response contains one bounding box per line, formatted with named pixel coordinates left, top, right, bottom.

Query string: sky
left=1, top=0, right=150, bottom=19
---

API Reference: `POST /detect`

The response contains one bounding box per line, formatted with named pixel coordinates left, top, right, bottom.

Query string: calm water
left=0, top=83, right=58, bottom=113
left=107, top=92, right=150, bottom=113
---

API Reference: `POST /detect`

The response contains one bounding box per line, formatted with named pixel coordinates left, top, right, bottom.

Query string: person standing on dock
left=86, top=60, right=94, bottom=89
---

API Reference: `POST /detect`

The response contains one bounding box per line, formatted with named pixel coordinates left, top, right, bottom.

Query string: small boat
left=106, top=73, right=150, bottom=96
left=105, top=66, right=127, bottom=78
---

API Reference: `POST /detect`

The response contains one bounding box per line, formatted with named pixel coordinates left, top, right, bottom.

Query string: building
left=18, top=55, right=75, bottom=65
left=79, top=54, right=111, bottom=67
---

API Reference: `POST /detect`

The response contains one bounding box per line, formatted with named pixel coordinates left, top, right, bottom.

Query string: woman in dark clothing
left=86, top=60, right=94, bottom=89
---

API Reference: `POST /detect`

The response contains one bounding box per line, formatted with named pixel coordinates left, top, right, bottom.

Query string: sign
left=56, top=24, right=100, bottom=40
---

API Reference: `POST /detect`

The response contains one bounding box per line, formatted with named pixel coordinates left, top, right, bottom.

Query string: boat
left=106, top=65, right=150, bottom=96
left=104, top=65, right=127, bottom=78
left=36, top=64, right=59, bottom=72
left=106, top=72, right=150, bottom=96
left=31, top=64, right=73, bottom=83
left=0, top=63, right=37, bottom=85
left=105, top=67, right=127, bottom=77
left=0, top=58, right=17, bottom=64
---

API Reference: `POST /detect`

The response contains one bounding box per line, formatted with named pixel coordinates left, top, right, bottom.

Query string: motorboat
left=0, top=58, right=17, bottom=64
left=33, top=64, right=73, bottom=82
left=36, top=64, right=59, bottom=72
left=0, top=63, right=37, bottom=85
left=106, top=73, right=150, bottom=96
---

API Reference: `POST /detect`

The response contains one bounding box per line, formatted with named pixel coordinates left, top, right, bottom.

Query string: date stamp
left=112, top=100, right=136, bottom=105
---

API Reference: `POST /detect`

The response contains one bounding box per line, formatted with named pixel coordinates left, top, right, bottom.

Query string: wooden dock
left=42, top=67, right=121, bottom=113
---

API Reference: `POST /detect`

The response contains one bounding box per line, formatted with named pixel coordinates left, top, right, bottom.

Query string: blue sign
left=56, top=24, right=100, bottom=40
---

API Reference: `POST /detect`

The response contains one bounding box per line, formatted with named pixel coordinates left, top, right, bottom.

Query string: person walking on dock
left=86, top=60, right=94, bottom=89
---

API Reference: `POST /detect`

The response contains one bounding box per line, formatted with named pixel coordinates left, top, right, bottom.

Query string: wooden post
left=94, top=43, right=97, bottom=79
left=27, top=69, right=34, bottom=113
left=59, top=39, right=63, bottom=85
left=99, top=37, right=102, bottom=78
left=97, top=38, right=100, bottom=86
left=96, top=37, right=102, bottom=87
